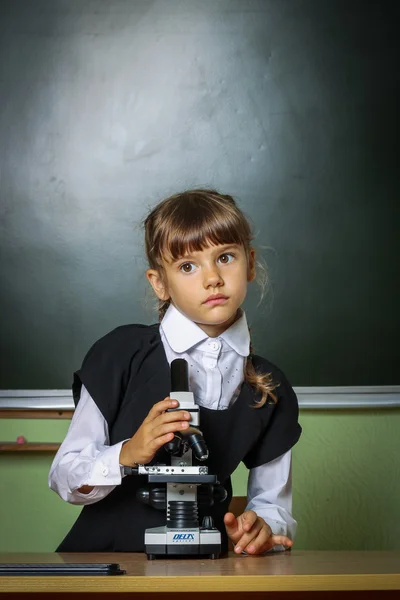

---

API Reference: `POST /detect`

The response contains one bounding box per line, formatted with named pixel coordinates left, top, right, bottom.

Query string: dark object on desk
left=0, top=563, right=125, bottom=576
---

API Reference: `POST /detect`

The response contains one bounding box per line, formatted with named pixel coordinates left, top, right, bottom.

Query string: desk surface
left=0, top=551, right=400, bottom=593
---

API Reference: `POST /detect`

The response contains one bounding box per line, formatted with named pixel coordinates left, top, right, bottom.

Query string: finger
left=224, top=512, right=240, bottom=540
left=268, top=535, right=293, bottom=549
left=257, top=535, right=293, bottom=554
left=242, top=527, right=272, bottom=555
left=153, top=410, right=191, bottom=428
left=233, top=520, right=263, bottom=554
left=231, top=511, right=261, bottom=553
left=149, top=431, right=176, bottom=453
left=145, top=398, right=178, bottom=422
left=151, top=418, right=190, bottom=439
left=241, top=510, right=258, bottom=533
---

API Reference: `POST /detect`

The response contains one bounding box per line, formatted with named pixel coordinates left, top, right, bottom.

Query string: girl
left=49, top=189, right=301, bottom=555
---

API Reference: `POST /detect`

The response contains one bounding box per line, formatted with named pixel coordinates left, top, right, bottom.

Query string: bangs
left=144, top=189, right=253, bottom=269
left=159, top=197, right=252, bottom=261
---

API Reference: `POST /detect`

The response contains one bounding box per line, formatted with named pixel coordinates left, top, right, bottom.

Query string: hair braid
left=158, top=299, right=171, bottom=322
left=245, top=338, right=278, bottom=407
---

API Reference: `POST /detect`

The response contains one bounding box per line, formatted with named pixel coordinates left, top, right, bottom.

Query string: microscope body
left=137, top=361, right=223, bottom=559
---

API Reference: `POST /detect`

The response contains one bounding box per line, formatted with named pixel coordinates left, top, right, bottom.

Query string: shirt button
left=102, top=466, right=109, bottom=477
left=209, top=341, right=220, bottom=351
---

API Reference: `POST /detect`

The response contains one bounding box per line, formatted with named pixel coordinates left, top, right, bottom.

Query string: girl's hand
left=224, top=510, right=293, bottom=555
left=119, top=397, right=191, bottom=466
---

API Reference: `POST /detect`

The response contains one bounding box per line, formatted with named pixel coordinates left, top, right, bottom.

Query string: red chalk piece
left=16, top=436, right=27, bottom=444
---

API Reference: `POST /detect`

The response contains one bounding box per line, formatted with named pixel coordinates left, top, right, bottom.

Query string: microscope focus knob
left=201, top=516, right=215, bottom=530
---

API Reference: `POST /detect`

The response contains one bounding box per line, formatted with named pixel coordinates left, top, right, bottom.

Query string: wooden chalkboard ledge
left=0, top=442, right=60, bottom=452
left=0, top=409, right=73, bottom=419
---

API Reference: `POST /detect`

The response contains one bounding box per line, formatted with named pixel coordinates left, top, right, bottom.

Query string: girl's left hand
left=224, top=510, right=293, bottom=555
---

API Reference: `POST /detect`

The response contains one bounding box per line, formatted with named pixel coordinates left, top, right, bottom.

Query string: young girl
left=49, top=189, right=301, bottom=555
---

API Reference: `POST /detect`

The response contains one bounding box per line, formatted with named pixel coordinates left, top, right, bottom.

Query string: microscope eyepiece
left=166, top=359, right=209, bottom=461
left=171, top=358, right=189, bottom=392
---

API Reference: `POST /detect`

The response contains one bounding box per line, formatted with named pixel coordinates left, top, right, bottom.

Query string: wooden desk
left=1, top=551, right=399, bottom=599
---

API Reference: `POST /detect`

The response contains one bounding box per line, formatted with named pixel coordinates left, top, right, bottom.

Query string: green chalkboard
left=0, top=0, right=398, bottom=388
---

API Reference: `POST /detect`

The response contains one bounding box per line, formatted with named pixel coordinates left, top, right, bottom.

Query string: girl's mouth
left=203, top=294, right=229, bottom=306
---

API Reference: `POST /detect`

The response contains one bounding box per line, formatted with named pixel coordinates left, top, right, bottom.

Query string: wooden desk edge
left=1, top=573, right=400, bottom=593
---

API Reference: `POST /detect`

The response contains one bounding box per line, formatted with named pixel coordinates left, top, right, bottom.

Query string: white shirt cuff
left=67, top=440, right=126, bottom=491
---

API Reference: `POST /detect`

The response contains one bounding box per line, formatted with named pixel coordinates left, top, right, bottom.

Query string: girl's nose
left=203, top=266, right=223, bottom=288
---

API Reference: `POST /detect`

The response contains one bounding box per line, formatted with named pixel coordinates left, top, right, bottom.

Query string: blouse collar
left=160, top=304, right=250, bottom=357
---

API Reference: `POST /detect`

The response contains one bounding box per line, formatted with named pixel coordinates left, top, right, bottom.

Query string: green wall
left=1, top=410, right=399, bottom=552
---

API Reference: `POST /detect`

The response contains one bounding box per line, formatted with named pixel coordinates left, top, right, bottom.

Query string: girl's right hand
left=119, top=397, right=191, bottom=466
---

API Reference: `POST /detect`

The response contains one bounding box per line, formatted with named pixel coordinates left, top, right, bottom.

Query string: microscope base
left=144, top=526, right=221, bottom=559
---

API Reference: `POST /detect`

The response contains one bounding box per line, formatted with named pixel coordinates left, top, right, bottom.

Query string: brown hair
left=144, top=189, right=277, bottom=407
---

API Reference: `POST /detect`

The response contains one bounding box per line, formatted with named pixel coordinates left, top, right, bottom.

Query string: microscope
left=132, top=358, right=225, bottom=559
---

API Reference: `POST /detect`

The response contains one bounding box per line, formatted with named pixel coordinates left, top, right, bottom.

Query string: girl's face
left=147, top=243, right=255, bottom=337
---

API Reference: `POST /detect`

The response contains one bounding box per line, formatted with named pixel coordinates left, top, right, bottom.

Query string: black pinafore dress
left=57, top=324, right=301, bottom=553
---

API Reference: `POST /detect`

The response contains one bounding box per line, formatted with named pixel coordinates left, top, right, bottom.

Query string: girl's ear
left=247, top=248, right=256, bottom=282
left=146, top=269, right=170, bottom=301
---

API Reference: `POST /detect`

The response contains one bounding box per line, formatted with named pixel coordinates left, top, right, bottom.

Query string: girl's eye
left=218, top=253, right=234, bottom=264
left=180, top=262, right=196, bottom=273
